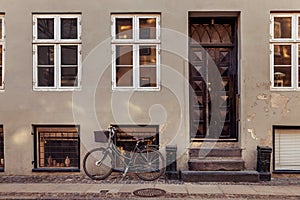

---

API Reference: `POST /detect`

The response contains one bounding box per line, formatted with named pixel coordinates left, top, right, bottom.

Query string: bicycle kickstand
left=121, top=166, right=129, bottom=181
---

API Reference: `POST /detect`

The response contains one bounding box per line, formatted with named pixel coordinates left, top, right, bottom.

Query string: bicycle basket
left=94, top=131, right=110, bottom=143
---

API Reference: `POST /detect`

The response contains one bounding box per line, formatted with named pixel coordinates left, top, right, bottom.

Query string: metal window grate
left=37, top=126, right=79, bottom=169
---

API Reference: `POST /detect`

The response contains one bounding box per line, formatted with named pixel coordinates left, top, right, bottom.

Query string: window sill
left=33, top=87, right=82, bottom=92
left=273, top=170, right=300, bottom=174
left=32, top=168, right=80, bottom=173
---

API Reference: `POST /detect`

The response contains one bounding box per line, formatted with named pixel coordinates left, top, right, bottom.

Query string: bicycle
left=83, top=126, right=166, bottom=181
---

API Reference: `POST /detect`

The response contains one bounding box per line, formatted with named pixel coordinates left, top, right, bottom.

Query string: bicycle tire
left=83, top=147, right=113, bottom=180
left=134, top=148, right=165, bottom=181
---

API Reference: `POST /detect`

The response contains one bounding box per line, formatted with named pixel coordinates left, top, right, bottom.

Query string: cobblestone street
left=0, top=174, right=300, bottom=199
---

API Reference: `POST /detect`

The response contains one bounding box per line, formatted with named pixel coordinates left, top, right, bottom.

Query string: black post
left=165, top=145, right=178, bottom=180
left=256, top=146, right=272, bottom=181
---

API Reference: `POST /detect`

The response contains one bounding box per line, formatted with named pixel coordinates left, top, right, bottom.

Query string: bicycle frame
left=103, top=135, right=145, bottom=173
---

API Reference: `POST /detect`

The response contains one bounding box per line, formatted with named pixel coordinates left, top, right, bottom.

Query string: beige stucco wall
left=0, top=0, right=300, bottom=175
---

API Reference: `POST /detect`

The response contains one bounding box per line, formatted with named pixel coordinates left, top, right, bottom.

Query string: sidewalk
left=0, top=175, right=300, bottom=199
left=0, top=182, right=300, bottom=199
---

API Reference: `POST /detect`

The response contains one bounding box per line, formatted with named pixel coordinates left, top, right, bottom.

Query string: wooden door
left=189, top=16, right=238, bottom=141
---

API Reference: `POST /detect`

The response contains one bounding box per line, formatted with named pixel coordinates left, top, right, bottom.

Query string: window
left=33, top=125, right=80, bottom=172
left=111, top=124, right=159, bottom=169
left=0, top=125, right=4, bottom=172
left=0, top=16, right=5, bottom=90
left=274, top=126, right=300, bottom=171
left=111, top=14, right=160, bottom=90
left=33, top=14, right=82, bottom=91
left=270, top=13, right=300, bottom=90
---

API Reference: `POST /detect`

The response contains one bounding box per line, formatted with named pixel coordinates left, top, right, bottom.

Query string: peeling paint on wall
left=270, top=93, right=290, bottom=116
left=257, top=93, right=268, bottom=100
left=247, top=113, right=256, bottom=122
left=247, top=128, right=258, bottom=140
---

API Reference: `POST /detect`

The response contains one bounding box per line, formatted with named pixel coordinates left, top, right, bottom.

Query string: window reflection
left=116, top=18, right=132, bottom=39
left=274, top=17, right=292, bottom=39
left=38, top=18, right=54, bottom=39
left=274, top=45, right=291, bottom=87
left=139, top=18, right=156, bottom=39
left=61, top=18, right=78, bottom=39
left=0, top=19, right=2, bottom=39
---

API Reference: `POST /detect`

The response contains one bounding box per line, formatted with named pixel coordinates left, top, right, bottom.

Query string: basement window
left=112, top=124, right=159, bottom=169
left=0, top=125, right=4, bottom=172
left=33, top=125, right=80, bottom=172
left=274, top=126, right=300, bottom=172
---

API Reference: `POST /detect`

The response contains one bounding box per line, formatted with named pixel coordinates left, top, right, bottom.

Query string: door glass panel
left=116, top=18, right=133, bottom=39
left=139, top=18, right=156, bottom=39
left=61, top=18, right=78, bottom=39
left=38, top=18, right=54, bottom=39
left=274, top=45, right=292, bottom=87
left=274, top=17, right=292, bottom=39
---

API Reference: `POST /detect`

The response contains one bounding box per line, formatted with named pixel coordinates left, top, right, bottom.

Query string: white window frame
left=0, top=16, right=5, bottom=90
left=33, top=14, right=82, bottom=91
left=270, top=13, right=300, bottom=91
left=111, top=14, right=161, bottom=91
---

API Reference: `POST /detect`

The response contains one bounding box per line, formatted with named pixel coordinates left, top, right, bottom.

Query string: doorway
left=189, top=15, right=238, bottom=141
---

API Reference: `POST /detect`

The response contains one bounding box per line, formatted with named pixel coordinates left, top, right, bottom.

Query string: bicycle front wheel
left=134, top=148, right=165, bottom=181
left=83, top=148, right=113, bottom=180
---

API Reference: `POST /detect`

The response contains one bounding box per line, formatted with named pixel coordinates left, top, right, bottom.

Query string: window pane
left=274, top=17, right=292, bottom=39
left=140, top=67, right=157, bottom=87
left=0, top=45, right=2, bottom=65
left=139, top=18, right=156, bottom=39
left=116, top=45, right=133, bottom=65
left=0, top=19, right=2, bottom=39
left=274, top=67, right=291, bottom=87
left=299, top=17, right=300, bottom=39
left=0, top=67, right=2, bottom=87
left=0, top=45, right=2, bottom=87
left=38, top=67, right=54, bottom=87
left=299, top=45, right=300, bottom=87
left=38, top=46, right=54, bottom=65
left=274, top=45, right=291, bottom=65
left=116, top=18, right=133, bottom=39
left=38, top=128, right=79, bottom=168
left=61, top=18, right=78, bottom=39
left=61, top=46, right=78, bottom=65
left=0, top=126, right=3, bottom=169
left=274, top=45, right=291, bottom=87
left=116, top=67, right=133, bottom=87
left=140, top=45, right=156, bottom=65
left=38, top=18, right=54, bottom=39
left=61, top=67, right=78, bottom=87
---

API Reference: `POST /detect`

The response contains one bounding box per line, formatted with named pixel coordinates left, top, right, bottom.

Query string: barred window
left=33, top=125, right=80, bottom=172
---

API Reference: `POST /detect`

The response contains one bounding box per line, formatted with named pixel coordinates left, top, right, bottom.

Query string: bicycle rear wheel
left=134, top=148, right=165, bottom=181
left=83, top=147, right=113, bottom=180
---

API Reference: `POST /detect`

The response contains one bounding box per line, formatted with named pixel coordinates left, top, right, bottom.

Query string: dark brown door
left=189, top=16, right=238, bottom=141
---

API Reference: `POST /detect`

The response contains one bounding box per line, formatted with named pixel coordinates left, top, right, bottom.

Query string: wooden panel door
left=189, top=16, right=238, bottom=141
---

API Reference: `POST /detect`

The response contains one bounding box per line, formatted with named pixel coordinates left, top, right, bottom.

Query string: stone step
left=181, top=170, right=259, bottom=182
left=188, top=158, right=244, bottom=171
left=189, top=148, right=242, bottom=158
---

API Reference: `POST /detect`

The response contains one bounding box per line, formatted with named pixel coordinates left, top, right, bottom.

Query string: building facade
left=0, top=0, right=300, bottom=177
